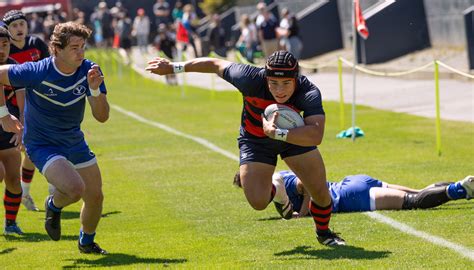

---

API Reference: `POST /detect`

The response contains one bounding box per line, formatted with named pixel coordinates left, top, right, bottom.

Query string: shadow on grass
left=62, top=253, right=187, bottom=268
left=3, top=232, right=78, bottom=242
left=0, top=248, right=16, bottom=255
left=101, top=211, right=122, bottom=218
left=257, top=216, right=283, bottom=221
left=275, top=245, right=391, bottom=260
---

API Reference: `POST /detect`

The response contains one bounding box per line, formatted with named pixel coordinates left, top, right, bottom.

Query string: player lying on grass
left=233, top=171, right=474, bottom=218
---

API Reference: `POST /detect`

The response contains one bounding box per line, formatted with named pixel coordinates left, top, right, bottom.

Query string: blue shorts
left=238, top=137, right=316, bottom=166
left=336, top=176, right=386, bottom=212
left=26, top=140, right=96, bottom=174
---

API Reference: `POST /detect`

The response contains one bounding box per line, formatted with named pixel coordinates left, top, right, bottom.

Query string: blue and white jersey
left=8, top=57, right=107, bottom=147
left=279, top=171, right=385, bottom=213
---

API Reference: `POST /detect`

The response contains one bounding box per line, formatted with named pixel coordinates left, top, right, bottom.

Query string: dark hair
left=0, top=26, right=10, bottom=39
left=233, top=172, right=242, bottom=188
left=3, top=10, right=27, bottom=26
left=265, top=50, right=299, bottom=78
left=49, top=22, right=92, bottom=56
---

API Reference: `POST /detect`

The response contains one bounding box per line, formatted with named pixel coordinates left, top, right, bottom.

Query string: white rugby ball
left=264, top=104, right=305, bottom=129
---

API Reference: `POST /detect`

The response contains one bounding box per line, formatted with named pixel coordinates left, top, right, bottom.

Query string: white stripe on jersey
left=33, top=89, right=86, bottom=107
left=41, top=76, right=87, bottom=92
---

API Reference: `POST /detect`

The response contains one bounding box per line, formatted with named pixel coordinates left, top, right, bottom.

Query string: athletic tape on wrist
left=89, top=88, right=100, bottom=97
left=173, top=62, right=185, bottom=73
left=0, top=105, right=9, bottom=118
left=274, top=128, right=289, bottom=141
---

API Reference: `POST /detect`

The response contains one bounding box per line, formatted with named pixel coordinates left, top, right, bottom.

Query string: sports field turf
left=1, top=52, right=473, bottom=268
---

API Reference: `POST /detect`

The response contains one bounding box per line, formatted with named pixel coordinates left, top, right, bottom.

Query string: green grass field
left=1, top=53, right=473, bottom=269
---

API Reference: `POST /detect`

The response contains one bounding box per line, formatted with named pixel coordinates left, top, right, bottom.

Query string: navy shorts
left=0, top=129, right=16, bottom=150
left=337, top=177, right=385, bottom=212
left=26, top=140, right=96, bottom=174
left=238, top=137, right=316, bottom=166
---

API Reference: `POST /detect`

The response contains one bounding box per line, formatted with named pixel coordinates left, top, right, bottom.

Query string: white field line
left=111, top=104, right=474, bottom=261
left=366, top=212, right=474, bottom=261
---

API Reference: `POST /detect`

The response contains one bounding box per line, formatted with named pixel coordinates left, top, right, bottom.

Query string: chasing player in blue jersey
left=233, top=171, right=473, bottom=218
left=0, top=22, right=110, bottom=254
left=145, top=51, right=345, bottom=246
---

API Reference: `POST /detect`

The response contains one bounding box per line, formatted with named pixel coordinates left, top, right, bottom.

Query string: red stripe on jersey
left=244, top=96, right=275, bottom=110
left=244, top=103, right=262, bottom=121
left=243, top=119, right=266, bottom=137
left=10, top=48, right=42, bottom=63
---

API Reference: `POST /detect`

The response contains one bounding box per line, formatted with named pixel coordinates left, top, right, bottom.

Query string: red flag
left=354, top=0, right=369, bottom=39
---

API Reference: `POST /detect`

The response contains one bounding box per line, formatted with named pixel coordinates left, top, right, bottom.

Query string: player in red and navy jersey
left=145, top=51, right=346, bottom=246
left=3, top=10, right=50, bottom=211
left=0, top=25, right=24, bottom=235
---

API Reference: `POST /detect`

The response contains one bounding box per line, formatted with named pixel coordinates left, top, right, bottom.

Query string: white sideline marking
left=111, top=104, right=474, bottom=261
left=365, top=212, right=474, bottom=261
left=111, top=105, right=239, bottom=162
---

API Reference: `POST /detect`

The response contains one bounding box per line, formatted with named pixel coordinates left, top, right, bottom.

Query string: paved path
left=131, top=49, right=473, bottom=123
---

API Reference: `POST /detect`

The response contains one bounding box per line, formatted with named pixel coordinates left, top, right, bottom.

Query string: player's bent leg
left=76, top=163, right=107, bottom=255
left=284, top=149, right=345, bottom=246
left=77, top=163, right=103, bottom=234
left=0, top=148, right=23, bottom=235
left=284, top=149, right=330, bottom=206
left=271, top=173, right=293, bottom=219
left=239, top=162, right=275, bottom=210
left=43, top=158, right=85, bottom=241
left=21, top=154, right=39, bottom=211
left=44, top=158, right=85, bottom=207
left=371, top=187, right=406, bottom=210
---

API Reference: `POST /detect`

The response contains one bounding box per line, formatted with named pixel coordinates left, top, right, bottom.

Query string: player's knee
left=86, top=190, right=104, bottom=206
left=248, top=199, right=268, bottom=211
left=66, top=182, right=85, bottom=201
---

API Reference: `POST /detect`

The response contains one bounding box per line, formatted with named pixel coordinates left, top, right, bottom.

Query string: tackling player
left=3, top=10, right=50, bottom=211
left=0, top=22, right=110, bottom=254
left=0, top=26, right=24, bottom=235
left=235, top=171, right=474, bottom=217
left=145, top=51, right=346, bottom=246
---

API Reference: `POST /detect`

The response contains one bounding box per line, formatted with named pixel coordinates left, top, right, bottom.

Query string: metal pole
left=351, top=0, right=357, bottom=142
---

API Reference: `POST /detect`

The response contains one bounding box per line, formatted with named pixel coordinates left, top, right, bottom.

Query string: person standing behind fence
left=257, top=5, right=278, bottom=58
left=153, top=0, right=171, bottom=27
left=206, top=14, right=227, bottom=58
left=132, top=8, right=150, bottom=54
left=278, top=9, right=303, bottom=59
left=116, top=11, right=133, bottom=64
left=237, top=14, right=257, bottom=63
left=3, top=10, right=50, bottom=212
left=172, top=0, right=184, bottom=22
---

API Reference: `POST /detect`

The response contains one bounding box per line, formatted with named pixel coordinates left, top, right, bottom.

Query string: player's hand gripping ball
left=264, top=104, right=304, bottom=129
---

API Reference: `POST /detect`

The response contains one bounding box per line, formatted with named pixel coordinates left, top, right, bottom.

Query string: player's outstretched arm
left=145, top=57, right=232, bottom=78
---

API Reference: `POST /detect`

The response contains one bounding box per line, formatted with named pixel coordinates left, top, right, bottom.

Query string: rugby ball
left=264, top=104, right=305, bottom=129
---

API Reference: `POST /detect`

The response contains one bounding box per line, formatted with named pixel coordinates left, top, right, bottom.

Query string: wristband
left=173, top=62, right=185, bottom=73
left=274, top=128, right=289, bottom=141
left=0, top=105, right=9, bottom=118
left=89, top=88, right=101, bottom=97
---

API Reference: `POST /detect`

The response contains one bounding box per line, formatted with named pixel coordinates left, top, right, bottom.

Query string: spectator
left=154, top=24, right=177, bottom=85
left=237, top=14, right=257, bottom=63
left=172, top=0, right=184, bottom=22
left=116, top=12, right=133, bottom=63
left=257, top=6, right=278, bottom=57
left=182, top=4, right=200, bottom=57
left=278, top=8, right=303, bottom=59
left=28, top=13, right=45, bottom=40
left=91, top=2, right=114, bottom=47
left=206, top=14, right=226, bottom=57
left=132, top=8, right=151, bottom=54
left=153, top=0, right=170, bottom=27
